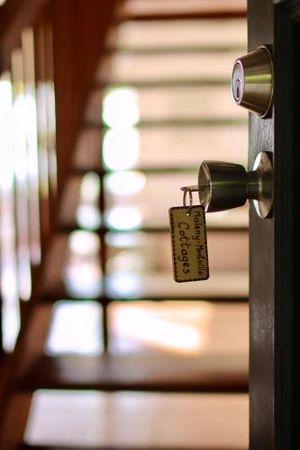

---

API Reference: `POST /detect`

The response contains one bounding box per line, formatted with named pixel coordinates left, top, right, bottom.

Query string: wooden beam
left=52, top=0, right=117, bottom=198
left=17, top=353, right=248, bottom=393
left=0, top=0, right=44, bottom=71
left=0, top=393, right=33, bottom=450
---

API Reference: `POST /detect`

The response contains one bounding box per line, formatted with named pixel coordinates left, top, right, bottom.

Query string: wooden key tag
left=169, top=202, right=209, bottom=283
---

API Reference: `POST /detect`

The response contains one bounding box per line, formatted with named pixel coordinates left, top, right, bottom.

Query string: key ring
left=180, top=185, right=198, bottom=216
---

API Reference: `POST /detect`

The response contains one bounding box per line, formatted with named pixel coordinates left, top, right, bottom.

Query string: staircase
left=0, top=1, right=249, bottom=449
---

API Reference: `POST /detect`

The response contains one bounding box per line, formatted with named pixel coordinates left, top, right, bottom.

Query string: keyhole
left=235, top=78, right=241, bottom=101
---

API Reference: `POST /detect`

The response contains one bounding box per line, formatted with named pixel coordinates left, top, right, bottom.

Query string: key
left=168, top=185, right=209, bottom=283
left=169, top=155, right=274, bottom=283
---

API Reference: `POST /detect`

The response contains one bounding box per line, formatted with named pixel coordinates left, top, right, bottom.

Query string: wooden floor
left=24, top=391, right=248, bottom=449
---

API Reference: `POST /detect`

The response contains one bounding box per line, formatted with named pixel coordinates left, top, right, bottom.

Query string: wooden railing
left=0, top=2, right=118, bottom=447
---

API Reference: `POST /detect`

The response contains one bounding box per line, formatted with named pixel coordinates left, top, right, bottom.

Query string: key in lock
left=169, top=152, right=273, bottom=283
left=182, top=151, right=273, bottom=219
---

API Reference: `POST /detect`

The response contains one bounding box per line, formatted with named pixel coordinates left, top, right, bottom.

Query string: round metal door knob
left=198, top=152, right=273, bottom=219
left=232, top=46, right=274, bottom=118
left=198, top=161, right=248, bottom=213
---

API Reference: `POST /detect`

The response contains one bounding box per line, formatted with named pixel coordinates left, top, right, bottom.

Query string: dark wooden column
left=51, top=0, right=117, bottom=198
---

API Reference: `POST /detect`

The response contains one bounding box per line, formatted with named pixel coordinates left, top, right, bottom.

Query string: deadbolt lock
left=232, top=46, right=273, bottom=118
left=198, top=152, right=273, bottom=219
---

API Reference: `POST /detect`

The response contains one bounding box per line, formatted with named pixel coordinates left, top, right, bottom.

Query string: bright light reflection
left=125, top=315, right=200, bottom=352
left=0, top=77, right=14, bottom=190
left=107, top=272, right=142, bottom=298
left=64, top=263, right=102, bottom=298
left=0, top=73, right=20, bottom=350
left=107, top=250, right=144, bottom=272
left=23, top=92, right=38, bottom=177
left=46, top=81, right=57, bottom=192
left=65, top=231, right=102, bottom=297
left=80, top=172, right=100, bottom=202
left=46, top=81, right=56, bottom=136
left=105, top=207, right=142, bottom=230
left=24, top=87, right=41, bottom=265
left=21, top=28, right=42, bottom=265
left=36, top=81, right=58, bottom=197
left=110, top=303, right=213, bottom=354
left=11, top=51, right=32, bottom=300
left=106, top=171, right=146, bottom=196
left=76, top=205, right=101, bottom=230
left=102, top=88, right=139, bottom=128
left=13, top=95, right=29, bottom=184
left=69, top=231, right=100, bottom=256
left=46, top=302, right=103, bottom=355
left=76, top=173, right=101, bottom=229
left=103, top=128, right=140, bottom=170
left=36, top=83, right=50, bottom=198
left=25, top=126, right=39, bottom=202
left=106, top=232, right=145, bottom=248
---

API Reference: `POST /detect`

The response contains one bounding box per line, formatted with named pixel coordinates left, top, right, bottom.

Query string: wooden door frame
left=274, top=1, right=300, bottom=449
left=249, top=0, right=300, bottom=448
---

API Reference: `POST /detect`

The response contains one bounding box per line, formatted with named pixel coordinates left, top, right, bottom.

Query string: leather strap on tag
left=169, top=205, right=209, bottom=282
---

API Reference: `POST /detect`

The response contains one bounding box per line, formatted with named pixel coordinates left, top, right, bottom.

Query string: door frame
left=249, top=1, right=300, bottom=448
left=274, top=1, right=300, bottom=449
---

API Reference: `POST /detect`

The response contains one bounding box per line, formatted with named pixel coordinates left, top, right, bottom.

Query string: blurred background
left=0, top=1, right=249, bottom=449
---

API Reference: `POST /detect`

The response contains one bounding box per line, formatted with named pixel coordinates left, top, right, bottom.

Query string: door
left=248, top=0, right=300, bottom=448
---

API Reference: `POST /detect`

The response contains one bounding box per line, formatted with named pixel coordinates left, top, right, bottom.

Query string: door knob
left=232, top=46, right=273, bottom=118
left=198, top=152, right=273, bottom=218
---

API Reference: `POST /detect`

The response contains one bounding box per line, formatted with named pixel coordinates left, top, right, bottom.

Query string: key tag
left=169, top=186, right=209, bottom=282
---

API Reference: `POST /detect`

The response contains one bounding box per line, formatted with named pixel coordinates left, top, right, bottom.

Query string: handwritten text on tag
left=169, top=205, right=209, bottom=282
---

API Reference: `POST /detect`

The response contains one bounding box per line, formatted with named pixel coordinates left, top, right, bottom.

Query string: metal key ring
left=183, top=188, right=193, bottom=210
left=180, top=185, right=198, bottom=216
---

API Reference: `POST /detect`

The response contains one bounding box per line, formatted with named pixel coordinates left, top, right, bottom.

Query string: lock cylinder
left=232, top=45, right=273, bottom=118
